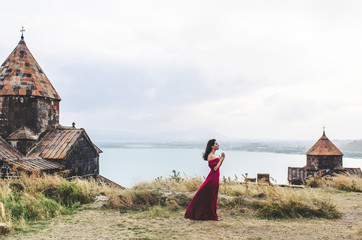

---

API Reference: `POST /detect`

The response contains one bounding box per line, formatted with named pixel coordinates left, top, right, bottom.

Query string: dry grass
left=105, top=176, right=340, bottom=220
left=306, top=173, right=362, bottom=192
left=219, top=181, right=340, bottom=219
left=4, top=190, right=362, bottom=240
left=2, top=172, right=362, bottom=239
left=104, top=176, right=204, bottom=212
left=133, top=176, right=204, bottom=192
left=106, top=189, right=163, bottom=211
left=324, top=174, right=362, bottom=192
left=0, top=170, right=346, bottom=236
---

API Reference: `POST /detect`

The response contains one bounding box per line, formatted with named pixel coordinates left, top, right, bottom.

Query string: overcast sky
left=1, top=0, right=362, bottom=141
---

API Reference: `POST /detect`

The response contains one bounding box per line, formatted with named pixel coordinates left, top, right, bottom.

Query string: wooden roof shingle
left=0, top=136, right=23, bottom=160
left=4, top=157, right=64, bottom=171
left=28, top=128, right=100, bottom=159
left=306, top=131, right=343, bottom=156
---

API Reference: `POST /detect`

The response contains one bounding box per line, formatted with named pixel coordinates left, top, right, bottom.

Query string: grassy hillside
left=1, top=171, right=361, bottom=239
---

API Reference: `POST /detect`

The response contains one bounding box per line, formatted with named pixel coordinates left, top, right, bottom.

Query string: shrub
left=218, top=197, right=248, bottom=209
left=3, top=193, right=63, bottom=222
left=306, top=176, right=322, bottom=188
left=44, top=181, right=95, bottom=208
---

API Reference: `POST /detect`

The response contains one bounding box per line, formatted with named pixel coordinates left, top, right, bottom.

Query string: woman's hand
left=220, top=152, right=225, bottom=161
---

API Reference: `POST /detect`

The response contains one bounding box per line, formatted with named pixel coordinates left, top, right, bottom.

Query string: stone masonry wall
left=0, top=96, right=59, bottom=138
left=61, top=137, right=99, bottom=177
left=0, top=161, right=13, bottom=180
left=307, top=155, right=342, bottom=170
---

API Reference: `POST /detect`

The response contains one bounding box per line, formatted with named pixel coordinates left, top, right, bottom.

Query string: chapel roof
left=0, top=136, right=22, bottom=160
left=28, top=128, right=101, bottom=159
left=0, top=35, right=61, bottom=100
left=306, top=131, right=343, bottom=156
left=4, top=157, right=64, bottom=171
left=6, top=127, right=38, bottom=141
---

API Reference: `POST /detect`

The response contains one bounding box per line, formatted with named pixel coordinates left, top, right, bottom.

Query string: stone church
left=0, top=32, right=102, bottom=179
left=288, top=130, right=362, bottom=185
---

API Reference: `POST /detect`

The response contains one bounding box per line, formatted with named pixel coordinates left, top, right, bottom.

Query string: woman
left=184, top=139, right=225, bottom=221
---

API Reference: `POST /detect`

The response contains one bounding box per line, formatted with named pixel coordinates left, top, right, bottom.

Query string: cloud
left=2, top=0, right=362, bottom=140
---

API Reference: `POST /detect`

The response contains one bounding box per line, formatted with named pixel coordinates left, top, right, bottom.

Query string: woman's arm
left=213, top=152, right=225, bottom=171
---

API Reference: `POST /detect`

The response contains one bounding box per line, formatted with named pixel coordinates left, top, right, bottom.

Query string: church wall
left=307, top=155, right=342, bottom=170
left=306, top=155, right=318, bottom=170
left=0, top=96, right=59, bottom=138
left=0, top=161, right=12, bottom=179
left=0, top=97, right=10, bottom=137
left=61, top=137, right=99, bottom=177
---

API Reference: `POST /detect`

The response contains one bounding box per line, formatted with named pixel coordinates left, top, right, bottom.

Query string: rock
left=253, top=193, right=266, bottom=198
left=94, top=195, right=109, bottom=203
left=0, top=223, right=10, bottom=235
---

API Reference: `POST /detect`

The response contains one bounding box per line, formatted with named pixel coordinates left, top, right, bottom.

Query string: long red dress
left=184, top=158, right=220, bottom=220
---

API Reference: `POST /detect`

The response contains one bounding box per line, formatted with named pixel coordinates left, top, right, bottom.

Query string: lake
left=99, top=148, right=362, bottom=188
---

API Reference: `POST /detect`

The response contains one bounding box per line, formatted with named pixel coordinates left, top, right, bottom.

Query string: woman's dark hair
left=203, top=139, right=216, bottom=160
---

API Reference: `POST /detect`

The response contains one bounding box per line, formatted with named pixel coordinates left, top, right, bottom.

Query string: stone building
left=0, top=33, right=102, bottom=180
left=27, top=128, right=102, bottom=177
left=288, top=130, right=362, bottom=185
left=0, top=35, right=60, bottom=139
left=0, top=134, right=63, bottom=179
left=305, top=130, right=343, bottom=172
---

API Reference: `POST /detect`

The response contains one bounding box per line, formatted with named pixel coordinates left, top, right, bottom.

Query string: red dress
left=184, top=158, right=220, bottom=220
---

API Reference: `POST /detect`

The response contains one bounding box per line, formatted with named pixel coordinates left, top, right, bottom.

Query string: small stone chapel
left=0, top=30, right=102, bottom=179
left=288, top=130, right=362, bottom=185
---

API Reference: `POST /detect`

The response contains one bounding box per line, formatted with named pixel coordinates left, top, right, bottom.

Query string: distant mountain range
left=339, top=140, right=362, bottom=158
left=92, top=127, right=362, bottom=159
left=95, top=139, right=362, bottom=159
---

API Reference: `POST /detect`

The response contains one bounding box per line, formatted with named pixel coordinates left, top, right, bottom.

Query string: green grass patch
left=3, top=193, right=63, bottom=222
left=145, top=205, right=170, bottom=218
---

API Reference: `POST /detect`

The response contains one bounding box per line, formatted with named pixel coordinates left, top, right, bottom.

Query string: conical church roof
left=0, top=36, right=61, bottom=100
left=306, top=131, right=343, bottom=156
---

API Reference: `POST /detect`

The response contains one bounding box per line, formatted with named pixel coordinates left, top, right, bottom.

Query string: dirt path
left=2, top=191, right=362, bottom=240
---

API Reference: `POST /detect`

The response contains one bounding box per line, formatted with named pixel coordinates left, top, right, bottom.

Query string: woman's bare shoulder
left=207, top=154, right=218, bottom=161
